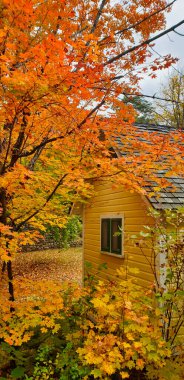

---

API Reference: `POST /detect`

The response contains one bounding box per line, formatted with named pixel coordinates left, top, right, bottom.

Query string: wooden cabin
left=81, top=124, right=184, bottom=288
left=83, top=181, right=153, bottom=287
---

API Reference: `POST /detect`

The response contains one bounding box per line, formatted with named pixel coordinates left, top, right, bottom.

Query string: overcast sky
left=140, top=0, right=184, bottom=96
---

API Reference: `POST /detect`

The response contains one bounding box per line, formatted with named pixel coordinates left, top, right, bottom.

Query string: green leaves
left=11, top=367, right=25, bottom=379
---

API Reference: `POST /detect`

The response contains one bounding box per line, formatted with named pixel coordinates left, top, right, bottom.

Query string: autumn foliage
left=0, top=269, right=172, bottom=379
left=0, top=0, right=184, bottom=298
left=0, top=1, right=184, bottom=377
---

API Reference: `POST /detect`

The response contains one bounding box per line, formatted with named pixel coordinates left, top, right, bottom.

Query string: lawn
left=13, top=247, right=83, bottom=284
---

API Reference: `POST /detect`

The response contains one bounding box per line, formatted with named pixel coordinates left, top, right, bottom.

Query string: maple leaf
left=0, top=0, right=182, bottom=332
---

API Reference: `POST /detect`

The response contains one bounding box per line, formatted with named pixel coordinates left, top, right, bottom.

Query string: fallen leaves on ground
left=13, top=247, right=82, bottom=284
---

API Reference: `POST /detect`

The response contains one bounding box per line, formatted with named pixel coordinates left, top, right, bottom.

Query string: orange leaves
left=0, top=278, right=66, bottom=345
left=0, top=0, right=182, bottom=320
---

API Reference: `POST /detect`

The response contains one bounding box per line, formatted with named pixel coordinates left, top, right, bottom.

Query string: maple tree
left=0, top=0, right=184, bottom=306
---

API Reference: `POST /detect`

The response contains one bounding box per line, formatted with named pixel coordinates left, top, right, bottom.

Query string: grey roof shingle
left=115, top=123, right=184, bottom=210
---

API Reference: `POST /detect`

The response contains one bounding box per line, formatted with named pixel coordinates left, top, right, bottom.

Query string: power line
left=104, top=19, right=184, bottom=66
left=122, top=92, right=183, bottom=104
left=99, top=0, right=177, bottom=44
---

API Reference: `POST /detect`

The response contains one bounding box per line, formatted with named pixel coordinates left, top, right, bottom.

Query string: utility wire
left=122, top=92, right=183, bottom=104
left=104, top=19, right=184, bottom=66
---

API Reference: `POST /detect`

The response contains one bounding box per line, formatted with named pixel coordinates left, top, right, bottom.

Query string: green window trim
left=101, top=218, right=122, bottom=255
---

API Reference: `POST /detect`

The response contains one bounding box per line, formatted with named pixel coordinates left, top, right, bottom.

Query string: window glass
left=101, top=218, right=122, bottom=255
left=111, top=219, right=122, bottom=254
left=101, top=219, right=110, bottom=252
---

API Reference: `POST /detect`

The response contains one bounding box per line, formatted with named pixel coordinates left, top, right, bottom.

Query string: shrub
left=132, top=209, right=184, bottom=349
left=0, top=269, right=171, bottom=380
left=45, top=215, right=82, bottom=248
left=0, top=209, right=183, bottom=379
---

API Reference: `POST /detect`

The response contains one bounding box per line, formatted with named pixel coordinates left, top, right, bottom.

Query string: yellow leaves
left=101, top=362, right=115, bottom=375
left=91, top=369, right=102, bottom=378
left=0, top=277, right=66, bottom=345
left=62, top=84, right=69, bottom=92
left=134, top=342, right=143, bottom=349
left=121, top=342, right=131, bottom=349
left=0, top=262, right=172, bottom=380
left=120, top=372, right=130, bottom=379
left=92, top=294, right=109, bottom=308
left=155, top=308, right=161, bottom=316
left=75, top=269, right=171, bottom=378
left=126, top=333, right=134, bottom=341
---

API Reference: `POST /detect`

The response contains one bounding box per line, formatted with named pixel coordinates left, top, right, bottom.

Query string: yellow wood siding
left=83, top=181, right=155, bottom=288
left=83, top=181, right=184, bottom=340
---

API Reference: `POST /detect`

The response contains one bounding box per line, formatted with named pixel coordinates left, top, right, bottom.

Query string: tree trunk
left=0, top=189, right=15, bottom=308
left=7, top=259, right=15, bottom=311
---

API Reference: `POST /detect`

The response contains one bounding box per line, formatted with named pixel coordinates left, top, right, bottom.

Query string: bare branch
left=104, top=19, right=184, bottom=66
left=149, top=46, right=182, bottom=76
left=1, top=117, right=17, bottom=175
left=27, top=144, right=45, bottom=171
left=9, top=110, right=28, bottom=167
left=173, top=29, right=184, bottom=37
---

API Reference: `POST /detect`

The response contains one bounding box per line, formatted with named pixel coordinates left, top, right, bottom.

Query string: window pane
left=101, top=219, right=110, bottom=252
left=111, top=219, right=122, bottom=254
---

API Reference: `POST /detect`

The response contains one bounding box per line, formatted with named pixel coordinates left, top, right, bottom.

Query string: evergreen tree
left=123, top=96, right=155, bottom=124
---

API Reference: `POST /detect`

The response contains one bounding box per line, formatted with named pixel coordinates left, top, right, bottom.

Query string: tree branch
left=99, top=0, right=176, bottom=44
left=173, top=29, right=184, bottom=37
left=104, top=19, right=184, bottom=66
left=9, top=109, right=29, bottom=168
left=17, top=98, right=106, bottom=159
left=90, top=0, right=107, bottom=35
left=16, top=174, right=68, bottom=231
left=116, top=0, right=177, bottom=36
left=1, top=117, right=18, bottom=175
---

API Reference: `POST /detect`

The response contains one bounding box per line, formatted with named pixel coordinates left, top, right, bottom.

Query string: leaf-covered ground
left=13, top=247, right=83, bottom=284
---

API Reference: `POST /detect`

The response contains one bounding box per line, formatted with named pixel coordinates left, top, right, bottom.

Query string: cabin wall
left=83, top=181, right=155, bottom=288
left=83, top=181, right=184, bottom=339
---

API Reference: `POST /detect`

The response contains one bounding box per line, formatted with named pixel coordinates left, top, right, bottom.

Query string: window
left=101, top=217, right=123, bottom=255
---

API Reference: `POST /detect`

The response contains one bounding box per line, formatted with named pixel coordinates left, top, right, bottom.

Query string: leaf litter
left=13, top=247, right=82, bottom=285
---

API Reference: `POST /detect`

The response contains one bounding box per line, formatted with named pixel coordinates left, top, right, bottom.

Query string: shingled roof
left=145, top=177, right=184, bottom=210
left=115, top=123, right=184, bottom=210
